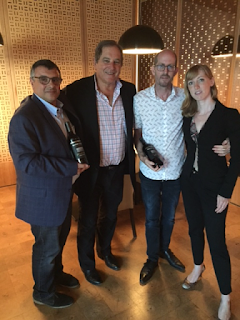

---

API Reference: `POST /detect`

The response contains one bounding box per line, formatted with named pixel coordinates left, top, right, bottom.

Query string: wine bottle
left=65, top=121, right=88, bottom=164
left=139, top=137, right=163, bottom=168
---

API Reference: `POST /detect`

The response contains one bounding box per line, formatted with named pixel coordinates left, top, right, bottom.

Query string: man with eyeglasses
left=8, top=59, right=89, bottom=308
left=134, top=49, right=229, bottom=285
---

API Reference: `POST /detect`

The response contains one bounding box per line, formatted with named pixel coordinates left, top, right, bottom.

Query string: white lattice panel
left=85, top=0, right=134, bottom=83
left=0, top=0, right=135, bottom=168
left=231, top=58, right=240, bottom=112
left=6, top=0, right=83, bottom=103
left=0, top=50, right=13, bottom=162
left=179, top=0, right=238, bottom=105
left=139, top=0, right=178, bottom=91
left=140, top=0, right=239, bottom=107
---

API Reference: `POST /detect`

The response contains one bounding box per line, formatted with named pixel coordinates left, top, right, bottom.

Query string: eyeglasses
left=154, top=64, right=176, bottom=72
left=32, top=76, right=62, bottom=85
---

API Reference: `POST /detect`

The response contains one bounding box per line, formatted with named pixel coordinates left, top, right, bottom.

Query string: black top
left=182, top=99, right=240, bottom=198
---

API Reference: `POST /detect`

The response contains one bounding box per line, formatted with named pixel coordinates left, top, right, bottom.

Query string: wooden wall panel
left=6, top=0, right=84, bottom=96
left=0, top=47, right=16, bottom=187
left=0, top=0, right=135, bottom=187
left=179, top=0, right=238, bottom=106
left=231, top=51, right=240, bottom=112
left=139, top=0, right=178, bottom=91
left=139, top=0, right=240, bottom=205
left=0, top=0, right=17, bottom=187
left=140, top=0, right=239, bottom=111
left=84, top=0, right=135, bottom=82
left=0, top=50, right=13, bottom=164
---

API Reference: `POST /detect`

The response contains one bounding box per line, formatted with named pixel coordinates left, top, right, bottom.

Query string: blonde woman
left=181, top=64, right=240, bottom=320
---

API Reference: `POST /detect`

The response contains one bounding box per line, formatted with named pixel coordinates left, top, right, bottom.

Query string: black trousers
left=181, top=173, right=231, bottom=295
left=77, top=162, right=125, bottom=271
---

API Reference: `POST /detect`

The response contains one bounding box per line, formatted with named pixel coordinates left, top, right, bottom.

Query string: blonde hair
left=181, top=64, right=218, bottom=117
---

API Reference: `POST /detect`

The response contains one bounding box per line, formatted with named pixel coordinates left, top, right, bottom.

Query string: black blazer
left=182, top=100, right=240, bottom=198
left=62, top=75, right=136, bottom=197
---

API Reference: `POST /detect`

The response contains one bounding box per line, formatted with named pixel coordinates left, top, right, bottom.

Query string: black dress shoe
left=33, top=292, right=74, bottom=309
left=56, top=272, right=80, bottom=289
left=104, top=254, right=120, bottom=271
left=160, top=249, right=185, bottom=272
left=84, top=269, right=102, bottom=285
left=139, top=259, right=158, bottom=286
left=99, top=253, right=120, bottom=271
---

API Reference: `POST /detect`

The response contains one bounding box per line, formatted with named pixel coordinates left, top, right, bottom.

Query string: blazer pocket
left=19, top=185, right=46, bottom=197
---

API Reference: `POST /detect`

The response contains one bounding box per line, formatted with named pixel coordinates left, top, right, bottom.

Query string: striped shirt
left=95, top=76, right=126, bottom=167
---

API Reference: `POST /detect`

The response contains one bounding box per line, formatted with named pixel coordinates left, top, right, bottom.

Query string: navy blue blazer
left=182, top=100, right=240, bottom=198
left=8, top=94, right=81, bottom=227
left=62, top=75, right=136, bottom=197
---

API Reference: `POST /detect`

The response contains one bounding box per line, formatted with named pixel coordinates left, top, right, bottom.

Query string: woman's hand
left=215, top=195, right=229, bottom=213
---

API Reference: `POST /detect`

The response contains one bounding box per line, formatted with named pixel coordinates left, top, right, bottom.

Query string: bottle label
left=70, top=140, right=88, bottom=164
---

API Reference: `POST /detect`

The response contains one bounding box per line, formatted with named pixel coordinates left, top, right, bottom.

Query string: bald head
left=151, top=49, right=178, bottom=89
left=154, top=49, right=177, bottom=67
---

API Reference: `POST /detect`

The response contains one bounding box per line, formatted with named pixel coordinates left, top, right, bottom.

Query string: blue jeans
left=140, top=171, right=181, bottom=262
left=31, top=199, right=72, bottom=302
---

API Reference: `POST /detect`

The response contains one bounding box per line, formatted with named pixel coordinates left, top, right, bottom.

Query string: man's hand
left=134, top=128, right=163, bottom=172
left=215, top=194, right=229, bottom=213
left=212, top=138, right=230, bottom=157
left=77, top=163, right=90, bottom=175
left=139, top=154, right=162, bottom=172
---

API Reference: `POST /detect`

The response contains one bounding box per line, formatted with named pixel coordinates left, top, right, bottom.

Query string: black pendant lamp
left=118, top=25, right=164, bottom=54
left=211, top=35, right=240, bottom=58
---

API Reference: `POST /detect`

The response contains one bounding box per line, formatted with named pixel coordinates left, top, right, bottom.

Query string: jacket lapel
left=120, top=82, right=131, bottom=137
left=31, top=94, right=70, bottom=152
left=84, top=76, right=100, bottom=152
left=198, top=100, right=223, bottom=139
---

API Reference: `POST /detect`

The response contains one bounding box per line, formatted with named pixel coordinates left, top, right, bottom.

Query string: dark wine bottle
left=65, top=121, right=88, bottom=164
left=139, top=137, right=163, bottom=168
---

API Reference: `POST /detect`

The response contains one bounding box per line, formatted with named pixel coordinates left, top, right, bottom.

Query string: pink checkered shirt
left=95, top=76, right=126, bottom=167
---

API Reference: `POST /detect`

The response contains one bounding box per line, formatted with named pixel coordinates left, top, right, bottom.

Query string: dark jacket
left=62, top=75, right=136, bottom=197
left=8, top=94, right=81, bottom=226
left=182, top=99, right=240, bottom=198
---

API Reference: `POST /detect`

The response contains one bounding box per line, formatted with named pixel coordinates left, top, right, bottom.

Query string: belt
left=99, top=161, right=124, bottom=171
left=99, top=165, right=119, bottom=170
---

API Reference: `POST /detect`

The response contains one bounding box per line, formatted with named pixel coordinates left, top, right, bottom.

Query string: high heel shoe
left=218, top=298, right=231, bottom=320
left=182, top=264, right=205, bottom=290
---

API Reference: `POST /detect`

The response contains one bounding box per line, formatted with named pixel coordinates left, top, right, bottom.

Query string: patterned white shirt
left=133, top=85, right=185, bottom=180
left=95, top=77, right=126, bottom=167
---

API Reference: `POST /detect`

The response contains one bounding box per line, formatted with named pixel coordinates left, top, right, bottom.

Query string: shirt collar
left=168, top=86, right=177, bottom=100
left=94, top=74, right=122, bottom=95
left=151, top=85, right=177, bottom=102
left=34, top=94, right=63, bottom=117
